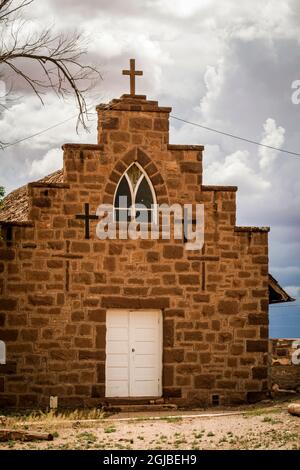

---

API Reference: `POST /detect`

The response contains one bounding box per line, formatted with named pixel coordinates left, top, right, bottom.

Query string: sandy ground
left=1, top=400, right=300, bottom=450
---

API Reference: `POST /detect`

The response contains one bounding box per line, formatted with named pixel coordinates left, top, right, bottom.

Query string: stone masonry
left=270, top=339, right=300, bottom=391
left=0, top=90, right=270, bottom=409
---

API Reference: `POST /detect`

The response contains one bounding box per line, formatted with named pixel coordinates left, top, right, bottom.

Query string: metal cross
left=122, top=58, right=143, bottom=95
left=75, top=203, right=98, bottom=239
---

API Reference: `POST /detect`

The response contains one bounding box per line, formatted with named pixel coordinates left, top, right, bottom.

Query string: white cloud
left=28, top=148, right=62, bottom=179
left=282, top=286, right=300, bottom=300
left=151, top=0, right=211, bottom=18
left=198, top=61, right=225, bottom=123
left=0, top=94, right=94, bottom=151
left=89, top=30, right=123, bottom=59
left=259, top=118, right=285, bottom=170
left=205, top=149, right=271, bottom=193
left=0, top=79, right=6, bottom=98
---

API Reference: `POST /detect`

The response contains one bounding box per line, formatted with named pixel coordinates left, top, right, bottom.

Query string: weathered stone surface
left=28, top=295, right=54, bottom=306
left=218, top=300, right=239, bottom=315
left=246, top=340, right=268, bottom=353
left=91, top=385, right=105, bottom=398
left=178, top=274, right=199, bottom=285
left=164, top=320, right=174, bottom=347
left=0, top=298, right=18, bottom=310
left=87, top=309, right=106, bottom=322
left=0, top=249, right=15, bottom=260
left=162, top=387, right=181, bottom=398
left=0, top=89, right=271, bottom=409
left=147, top=251, right=159, bottom=263
left=71, top=242, right=90, bottom=253
left=270, top=339, right=300, bottom=391
left=184, top=331, right=203, bottom=341
left=101, top=296, right=170, bottom=309
left=195, top=374, right=215, bottom=388
left=164, top=309, right=185, bottom=318
left=102, top=117, right=119, bottom=130
left=164, top=349, right=184, bottom=363
left=163, top=245, right=183, bottom=259
left=154, top=118, right=169, bottom=131
left=179, top=162, right=201, bottom=174
left=248, top=314, right=268, bottom=325
left=79, top=350, right=105, bottom=361
left=129, top=117, right=152, bottom=130
left=163, top=365, right=174, bottom=386
left=0, top=329, right=18, bottom=341
left=252, top=367, right=268, bottom=379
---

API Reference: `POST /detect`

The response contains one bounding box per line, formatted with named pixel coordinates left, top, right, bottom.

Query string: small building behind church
left=0, top=60, right=293, bottom=409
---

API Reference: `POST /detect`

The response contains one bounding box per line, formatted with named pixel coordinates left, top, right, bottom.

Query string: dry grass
left=1, top=408, right=105, bottom=428
left=1, top=401, right=300, bottom=450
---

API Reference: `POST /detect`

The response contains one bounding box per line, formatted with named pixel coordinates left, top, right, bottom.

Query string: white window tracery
left=114, top=162, right=157, bottom=223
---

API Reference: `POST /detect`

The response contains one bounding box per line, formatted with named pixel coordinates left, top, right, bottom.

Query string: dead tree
left=0, top=0, right=101, bottom=134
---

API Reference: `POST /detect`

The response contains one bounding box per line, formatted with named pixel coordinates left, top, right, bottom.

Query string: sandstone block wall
left=270, top=339, right=300, bottom=391
left=0, top=94, right=270, bottom=408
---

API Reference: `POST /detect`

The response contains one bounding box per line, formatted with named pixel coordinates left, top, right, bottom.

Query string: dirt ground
left=1, top=399, right=300, bottom=450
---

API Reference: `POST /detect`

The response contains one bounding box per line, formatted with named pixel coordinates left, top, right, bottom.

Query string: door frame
left=105, top=308, right=163, bottom=398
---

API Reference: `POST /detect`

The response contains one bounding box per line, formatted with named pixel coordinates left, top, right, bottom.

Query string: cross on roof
left=122, top=58, right=143, bottom=96
left=75, top=203, right=98, bottom=239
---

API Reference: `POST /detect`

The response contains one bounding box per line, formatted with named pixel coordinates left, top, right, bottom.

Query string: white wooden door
left=105, top=309, right=162, bottom=397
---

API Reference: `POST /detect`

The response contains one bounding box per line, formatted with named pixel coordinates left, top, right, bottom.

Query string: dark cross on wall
left=76, top=203, right=98, bottom=239
left=122, top=58, right=143, bottom=96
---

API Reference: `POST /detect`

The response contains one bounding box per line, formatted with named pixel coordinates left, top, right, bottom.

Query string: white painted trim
left=156, top=310, right=163, bottom=397
left=105, top=309, right=163, bottom=398
left=113, top=161, right=158, bottom=224
left=129, top=309, right=163, bottom=397
left=0, top=340, right=6, bottom=365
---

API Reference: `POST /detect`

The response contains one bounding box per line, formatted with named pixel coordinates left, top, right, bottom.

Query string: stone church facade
left=0, top=61, right=278, bottom=409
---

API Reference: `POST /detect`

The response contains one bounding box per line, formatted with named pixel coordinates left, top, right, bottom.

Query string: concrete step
left=103, top=397, right=163, bottom=405
left=103, top=403, right=178, bottom=413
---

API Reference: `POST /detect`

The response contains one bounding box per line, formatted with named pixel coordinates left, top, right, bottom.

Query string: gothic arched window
left=114, top=163, right=157, bottom=223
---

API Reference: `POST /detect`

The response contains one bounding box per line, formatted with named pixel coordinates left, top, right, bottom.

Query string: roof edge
left=168, top=144, right=204, bottom=151
left=202, top=185, right=238, bottom=192
left=28, top=182, right=70, bottom=189
left=269, top=274, right=296, bottom=304
left=62, top=143, right=104, bottom=151
left=235, top=226, right=270, bottom=233
left=0, top=220, right=34, bottom=227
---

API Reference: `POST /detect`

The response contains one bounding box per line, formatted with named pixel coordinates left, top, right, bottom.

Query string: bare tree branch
left=0, top=0, right=102, bottom=142
left=0, top=0, right=33, bottom=22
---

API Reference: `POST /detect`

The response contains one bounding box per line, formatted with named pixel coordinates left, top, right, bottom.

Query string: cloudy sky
left=1, top=0, right=300, bottom=307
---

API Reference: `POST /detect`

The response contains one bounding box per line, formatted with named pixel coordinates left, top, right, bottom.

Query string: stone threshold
left=103, top=404, right=178, bottom=413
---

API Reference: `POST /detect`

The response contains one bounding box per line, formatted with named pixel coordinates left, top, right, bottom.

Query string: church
left=0, top=59, right=292, bottom=409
